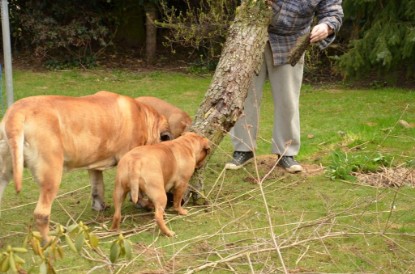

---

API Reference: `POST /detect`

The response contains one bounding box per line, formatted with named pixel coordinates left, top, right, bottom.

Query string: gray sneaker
left=225, top=151, right=254, bottom=170
left=277, top=155, right=303, bottom=173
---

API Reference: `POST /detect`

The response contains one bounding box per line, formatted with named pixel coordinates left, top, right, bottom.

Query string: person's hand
left=310, top=23, right=333, bottom=43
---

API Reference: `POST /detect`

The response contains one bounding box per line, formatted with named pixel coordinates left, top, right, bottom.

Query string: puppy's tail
left=130, top=176, right=141, bottom=204
left=4, top=112, right=25, bottom=193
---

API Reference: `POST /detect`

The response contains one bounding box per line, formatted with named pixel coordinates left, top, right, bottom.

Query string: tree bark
left=145, top=3, right=157, bottom=65
left=188, top=1, right=272, bottom=203
left=288, top=33, right=310, bottom=66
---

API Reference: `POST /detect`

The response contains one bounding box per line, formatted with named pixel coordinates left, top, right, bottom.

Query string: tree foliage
left=10, top=0, right=116, bottom=68
left=338, top=0, right=415, bottom=79
left=4, top=0, right=415, bottom=81
left=157, top=0, right=239, bottom=62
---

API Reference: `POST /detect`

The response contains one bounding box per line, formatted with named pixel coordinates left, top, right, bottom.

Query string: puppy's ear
left=203, top=139, right=211, bottom=155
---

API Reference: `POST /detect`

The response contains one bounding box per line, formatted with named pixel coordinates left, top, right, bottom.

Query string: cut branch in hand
left=288, top=33, right=311, bottom=66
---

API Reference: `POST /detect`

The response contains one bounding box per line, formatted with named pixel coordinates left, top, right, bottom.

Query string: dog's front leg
left=89, top=170, right=107, bottom=211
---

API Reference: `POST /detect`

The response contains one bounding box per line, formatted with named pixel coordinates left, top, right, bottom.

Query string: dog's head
left=135, top=96, right=192, bottom=139
left=159, top=116, right=173, bottom=142
left=138, top=102, right=173, bottom=143
left=196, top=138, right=210, bottom=168
left=182, top=132, right=211, bottom=169
left=160, top=125, right=173, bottom=142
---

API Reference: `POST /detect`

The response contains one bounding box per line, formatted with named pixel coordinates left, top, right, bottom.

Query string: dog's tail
left=4, top=112, right=25, bottom=193
left=130, top=176, right=141, bottom=204
left=0, top=122, right=13, bottom=208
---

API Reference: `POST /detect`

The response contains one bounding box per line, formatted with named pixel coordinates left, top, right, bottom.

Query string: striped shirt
left=269, top=0, right=343, bottom=65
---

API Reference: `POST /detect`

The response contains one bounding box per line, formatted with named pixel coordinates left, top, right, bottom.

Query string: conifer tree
left=339, top=0, right=415, bottom=79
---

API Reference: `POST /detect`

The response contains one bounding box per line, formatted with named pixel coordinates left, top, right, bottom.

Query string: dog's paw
left=110, top=225, right=120, bottom=232
left=91, top=200, right=109, bottom=212
left=162, top=229, right=176, bottom=237
left=176, top=208, right=188, bottom=215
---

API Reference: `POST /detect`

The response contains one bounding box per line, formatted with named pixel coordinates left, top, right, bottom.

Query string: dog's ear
left=203, top=139, right=211, bottom=155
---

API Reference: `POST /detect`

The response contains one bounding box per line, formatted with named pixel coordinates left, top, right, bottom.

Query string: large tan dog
left=135, top=96, right=192, bottom=139
left=0, top=91, right=171, bottom=241
left=111, top=132, right=210, bottom=237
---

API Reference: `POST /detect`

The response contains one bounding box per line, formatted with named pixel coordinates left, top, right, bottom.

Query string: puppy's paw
left=176, top=208, right=188, bottom=215
left=110, top=223, right=120, bottom=232
left=164, top=230, right=176, bottom=237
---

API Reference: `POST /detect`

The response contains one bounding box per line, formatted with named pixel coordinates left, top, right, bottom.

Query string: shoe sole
left=224, top=158, right=254, bottom=170
left=284, top=165, right=303, bottom=173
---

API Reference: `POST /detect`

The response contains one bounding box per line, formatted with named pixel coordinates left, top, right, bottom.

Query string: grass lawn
left=0, top=68, right=414, bottom=273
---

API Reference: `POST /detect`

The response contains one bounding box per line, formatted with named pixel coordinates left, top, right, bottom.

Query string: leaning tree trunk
left=188, top=1, right=272, bottom=203
left=145, top=3, right=158, bottom=65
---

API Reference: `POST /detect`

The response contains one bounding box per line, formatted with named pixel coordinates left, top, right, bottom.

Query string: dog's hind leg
left=111, top=180, right=128, bottom=231
left=89, top=169, right=107, bottom=211
left=147, top=184, right=175, bottom=237
left=33, top=159, right=63, bottom=243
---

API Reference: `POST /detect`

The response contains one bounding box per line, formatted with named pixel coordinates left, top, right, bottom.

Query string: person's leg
left=267, top=55, right=304, bottom=172
left=225, top=47, right=268, bottom=169
left=230, top=57, right=267, bottom=152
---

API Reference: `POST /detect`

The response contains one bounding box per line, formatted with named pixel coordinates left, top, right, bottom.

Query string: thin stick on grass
left=86, top=264, right=112, bottom=274
left=185, top=231, right=348, bottom=273
left=246, top=253, right=255, bottom=274
left=295, top=244, right=310, bottom=265
left=380, top=104, right=409, bottom=145
left=117, top=234, right=162, bottom=273
left=217, top=251, right=238, bottom=273
left=253, top=141, right=290, bottom=274
left=206, top=167, right=226, bottom=198
left=55, top=199, right=78, bottom=226
left=383, top=190, right=399, bottom=234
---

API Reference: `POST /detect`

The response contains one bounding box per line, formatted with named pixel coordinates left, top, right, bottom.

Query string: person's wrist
left=326, top=24, right=334, bottom=35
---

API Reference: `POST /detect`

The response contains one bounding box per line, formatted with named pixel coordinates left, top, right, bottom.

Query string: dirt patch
left=257, top=154, right=324, bottom=175
left=243, top=155, right=325, bottom=183
left=354, top=167, right=415, bottom=188
left=251, top=155, right=415, bottom=188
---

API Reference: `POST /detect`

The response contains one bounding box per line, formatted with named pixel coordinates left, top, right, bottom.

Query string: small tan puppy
left=135, top=96, right=192, bottom=138
left=111, top=132, right=210, bottom=236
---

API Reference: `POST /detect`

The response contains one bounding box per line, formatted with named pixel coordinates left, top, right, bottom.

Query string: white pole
left=1, top=0, right=14, bottom=106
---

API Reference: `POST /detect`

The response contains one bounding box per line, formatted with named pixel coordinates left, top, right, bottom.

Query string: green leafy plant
left=327, top=148, right=393, bottom=180
left=44, top=56, right=97, bottom=70
left=64, top=221, right=100, bottom=253
left=0, top=221, right=132, bottom=272
left=0, top=245, right=28, bottom=273
left=109, top=234, right=133, bottom=264
left=4, top=222, right=102, bottom=273
left=327, top=149, right=357, bottom=180
left=12, top=1, right=115, bottom=68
